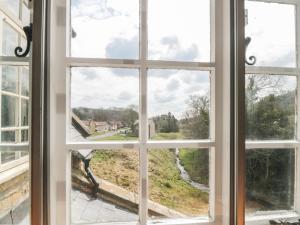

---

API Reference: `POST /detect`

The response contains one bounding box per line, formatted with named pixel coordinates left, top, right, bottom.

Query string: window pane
left=21, top=99, right=29, bottom=126
left=246, top=74, right=296, bottom=140
left=246, top=149, right=294, bottom=215
left=1, top=0, right=19, bottom=18
left=148, top=0, right=210, bottom=62
left=71, top=0, right=139, bottom=59
left=1, top=131, right=16, bottom=142
left=245, top=2, right=296, bottom=67
left=148, top=148, right=209, bottom=219
left=1, top=95, right=17, bottom=127
left=70, top=67, right=139, bottom=141
left=2, top=22, right=18, bottom=56
left=21, top=67, right=29, bottom=96
left=1, top=152, right=17, bottom=164
left=2, top=66, right=18, bottom=93
left=148, top=70, right=210, bottom=140
left=71, top=149, right=139, bottom=223
left=22, top=3, right=30, bottom=25
left=21, top=130, right=28, bottom=142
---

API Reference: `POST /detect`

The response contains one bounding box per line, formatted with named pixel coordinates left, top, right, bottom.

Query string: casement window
left=0, top=1, right=30, bottom=172
left=48, top=0, right=230, bottom=224
left=243, top=0, right=300, bottom=224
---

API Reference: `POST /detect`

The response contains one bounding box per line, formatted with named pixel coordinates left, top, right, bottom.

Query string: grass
left=90, top=146, right=209, bottom=216
left=179, top=149, right=209, bottom=185
left=152, top=132, right=184, bottom=140
left=148, top=149, right=208, bottom=216
left=95, top=134, right=138, bottom=141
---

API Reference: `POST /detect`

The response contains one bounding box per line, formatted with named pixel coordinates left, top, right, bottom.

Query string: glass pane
left=71, top=149, right=139, bottom=223
left=246, top=74, right=296, bottom=140
left=245, top=2, right=296, bottom=67
left=2, top=22, right=18, bottom=56
left=246, top=149, right=294, bottom=215
left=148, top=148, right=209, bottom=219
left=21, top=130, right=28, bottom=142
left=148, top=70, right=210, bottom=140
left=21, top=99, right=29, bottom=126
left=2, top=66, right=18, bottom=93
left=22, top=3, right=30, bottom=25
left=70, top=67, right=139, bottom=141
left=1, top=0, right=19, bottom=17
left=71, top=0, right=139, bottom=59
left=21, top=67, right=29, bottom=96
left=1, top=131, right=16, bottom=142
left=1, top=152, right=17, bottom=164
left=1, top=95, right=17, bottom=127
left=148, top=0, right=210, bottom=62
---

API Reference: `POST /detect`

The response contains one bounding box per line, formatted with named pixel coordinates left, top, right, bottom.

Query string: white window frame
left=48, top=0, right=232, bottom=225
left=244, top=0, right=300, bottom=224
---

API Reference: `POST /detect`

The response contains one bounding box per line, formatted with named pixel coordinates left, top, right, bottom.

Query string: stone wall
left=0, top=170, right=29, bottom=219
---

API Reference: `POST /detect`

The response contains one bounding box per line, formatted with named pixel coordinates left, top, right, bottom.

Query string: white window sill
left=246, top=211, right=300, bottom=225
left=0, top=160, right=29, bottom=184
left=71, top=217, right=211, bottom=225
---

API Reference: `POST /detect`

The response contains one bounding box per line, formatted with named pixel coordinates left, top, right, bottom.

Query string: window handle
left=14, top=23, right=32, bottom=57
left=245, top=36, right=256, bottom=65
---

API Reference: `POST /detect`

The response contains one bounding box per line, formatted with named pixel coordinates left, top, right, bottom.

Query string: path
left=87, top=131, right=117, bottom=140
left=175, top=148, right=209, bottom=193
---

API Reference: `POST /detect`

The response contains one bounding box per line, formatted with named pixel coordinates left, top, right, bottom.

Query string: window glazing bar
left=0, top=143, right=29, bottom=152
left=246, top=140, right=300, bottom=149
left=246, top=66, right=300, bottom=76
left=0, top=56, right=29, bottom=66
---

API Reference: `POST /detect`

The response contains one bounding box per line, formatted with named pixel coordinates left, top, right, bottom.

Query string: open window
left=49, top=0, right=232, bottom=224
left=244, top=0, right=300, bottom=224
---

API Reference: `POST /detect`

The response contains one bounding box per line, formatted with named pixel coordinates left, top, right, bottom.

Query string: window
left=48, top=0, right=231, bottom=224
left=244, top=0, right=300, bottom=222
left=0, top=2, right=30, bottom=224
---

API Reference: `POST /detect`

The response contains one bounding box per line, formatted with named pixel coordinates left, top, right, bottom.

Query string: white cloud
left=71, top=68, right=139, bottom=109
left=148, top=70, right=210, bottom=119
left=71, top=0, right=139, bottom=58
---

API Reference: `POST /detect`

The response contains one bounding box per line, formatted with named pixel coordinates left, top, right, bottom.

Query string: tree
left=181, top=95, right=209, bottom=139
left=121, top=108, right=138, bottom=136
left=245, top=75, right=295, bottom=209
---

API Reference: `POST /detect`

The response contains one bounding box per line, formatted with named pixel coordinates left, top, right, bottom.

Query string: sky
left=70, top=0, right=297, bottom=119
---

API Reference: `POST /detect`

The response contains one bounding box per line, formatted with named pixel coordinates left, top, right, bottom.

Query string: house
left=95, top=121, right=110, bottom=132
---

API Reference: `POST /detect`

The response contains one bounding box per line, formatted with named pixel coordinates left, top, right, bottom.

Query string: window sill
left=0, top=160, right=29, bottom=184
left=71, top=217, right=211, bottom=225
left=246, top=211, right=299, bottom=225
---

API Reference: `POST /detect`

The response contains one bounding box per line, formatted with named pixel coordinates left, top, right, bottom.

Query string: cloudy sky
left=70, top=0, right=296, bottom=119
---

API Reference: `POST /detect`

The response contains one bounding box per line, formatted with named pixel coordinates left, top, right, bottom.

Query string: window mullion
left=294, top=2, right=300, bottom=214
left=139, top=0, right=148, bottom=224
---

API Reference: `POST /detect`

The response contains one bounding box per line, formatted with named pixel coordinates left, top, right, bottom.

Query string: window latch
left=245, top=37, right=256, bottom=66
left=14, top=23, right=33, bottom=58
